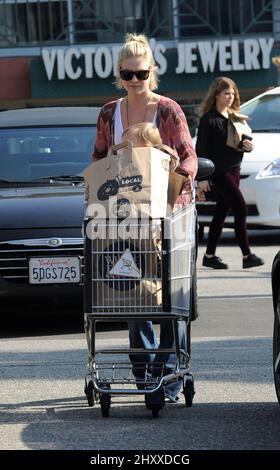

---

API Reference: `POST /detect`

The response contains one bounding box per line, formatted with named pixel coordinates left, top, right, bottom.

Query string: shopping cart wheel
left=152, top=407, right=159, bottom=418
left=183, top=373, right=195, bottom=407
left=145, top=387, right=165, bottom=418
left=85, top=380, right=95, bottom=407
left=99, top=384, right=111, bottom=417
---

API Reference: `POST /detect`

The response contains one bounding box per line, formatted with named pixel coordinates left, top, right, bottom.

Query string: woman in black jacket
left=196, top=76, right=264, bottom=269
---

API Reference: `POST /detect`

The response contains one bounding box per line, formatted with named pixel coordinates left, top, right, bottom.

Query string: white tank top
left=114, top=98, right=157, bottom=145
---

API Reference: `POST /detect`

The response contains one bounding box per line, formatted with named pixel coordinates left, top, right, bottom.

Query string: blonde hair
left=116, top=33, right=159, bottom=90
left=200, top=76, right=241, bottom=115
left=121, top=122, right=162, bottom=147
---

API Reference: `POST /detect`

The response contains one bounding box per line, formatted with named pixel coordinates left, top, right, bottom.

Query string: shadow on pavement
left=0, top=298, right=126, bottom=338
left=1, top=396, right=280, bottom=450
left=1, top=336, right=279, bottom=449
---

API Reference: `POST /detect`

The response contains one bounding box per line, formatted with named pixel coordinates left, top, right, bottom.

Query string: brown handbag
left=167, top=169, right=189, bottom=208
left=155, top=143, right=190, bottom=208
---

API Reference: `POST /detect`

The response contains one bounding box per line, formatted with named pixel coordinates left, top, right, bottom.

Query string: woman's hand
left=196, top=180, right=210, bottom=200
left=181, top=174, right=193, bottom=194
left=242, top=138, right=254, bottom=152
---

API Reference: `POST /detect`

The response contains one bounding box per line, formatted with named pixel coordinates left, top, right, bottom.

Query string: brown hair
left=116, top=33, right=159, bottom=90
left=200, top=76, right=241, bottom=115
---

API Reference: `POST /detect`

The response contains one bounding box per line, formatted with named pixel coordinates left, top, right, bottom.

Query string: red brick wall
left=0, top=58, right=31, bottom=100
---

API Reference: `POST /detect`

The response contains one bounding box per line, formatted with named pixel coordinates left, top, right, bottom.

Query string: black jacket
left=196, top=108, right=243, bottom=176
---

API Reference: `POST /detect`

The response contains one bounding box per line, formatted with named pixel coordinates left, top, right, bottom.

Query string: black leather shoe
left=202, top=255, right=228, bottom=269
left=243, top=253, right=264, bottom=269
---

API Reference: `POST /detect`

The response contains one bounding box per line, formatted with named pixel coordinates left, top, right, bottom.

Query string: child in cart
left=121, top=121, right=162, bottom=148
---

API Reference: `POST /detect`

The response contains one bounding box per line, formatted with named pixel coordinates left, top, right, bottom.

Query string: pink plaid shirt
left=92, top=96, right=197, bottom=203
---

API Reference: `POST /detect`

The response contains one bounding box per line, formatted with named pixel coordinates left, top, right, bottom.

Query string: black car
left=272, top=251, right=280, bottom=404
left=0, top=106, right=98, bottom=301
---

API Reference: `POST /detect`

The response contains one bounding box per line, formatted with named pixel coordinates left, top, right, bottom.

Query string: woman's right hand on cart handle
left=196, top=180, right=210, bottom=200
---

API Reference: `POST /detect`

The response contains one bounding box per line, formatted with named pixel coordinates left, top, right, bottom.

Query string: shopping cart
left=83, top=202, right=197, bottom=417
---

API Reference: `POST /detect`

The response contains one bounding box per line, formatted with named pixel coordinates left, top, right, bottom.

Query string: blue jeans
left=127, top=319, right=186, bottom=400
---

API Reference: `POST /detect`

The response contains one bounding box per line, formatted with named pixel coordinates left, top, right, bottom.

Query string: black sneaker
left=243, top=253, right=264, bottom=269
left=202, top=255, right=228, bottom=269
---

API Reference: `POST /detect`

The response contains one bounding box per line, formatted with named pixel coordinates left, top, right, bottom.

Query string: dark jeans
left=127, top=319, right=186, bottom=400
left=206, top=166, right=251, bottom=256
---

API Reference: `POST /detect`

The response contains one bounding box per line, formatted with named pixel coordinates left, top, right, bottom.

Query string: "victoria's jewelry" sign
left=42, top=37, right=274, bottom=81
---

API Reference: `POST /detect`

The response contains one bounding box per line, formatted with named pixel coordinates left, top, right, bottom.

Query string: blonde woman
left=93, top=33, right=197, bottom=198
left=92, top=33, right=198, bottom=403
left=196, top=76, right=264, bottom=269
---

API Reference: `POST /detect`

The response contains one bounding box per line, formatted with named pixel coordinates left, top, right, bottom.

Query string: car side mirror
left=196, top=157, right=215, bottom=181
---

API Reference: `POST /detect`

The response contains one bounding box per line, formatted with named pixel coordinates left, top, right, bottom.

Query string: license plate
left=29, top=257, right=80, bottom=284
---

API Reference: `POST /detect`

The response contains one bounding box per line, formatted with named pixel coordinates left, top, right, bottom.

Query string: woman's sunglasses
left=120, top=69, right=150, bottom=81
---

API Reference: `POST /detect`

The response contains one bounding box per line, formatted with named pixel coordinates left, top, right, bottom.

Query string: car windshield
left=241, top=94, right=280, bottom=132
left=0, top=126, right=96, bottom=182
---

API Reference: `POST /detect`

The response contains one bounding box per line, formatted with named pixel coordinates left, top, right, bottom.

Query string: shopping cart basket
left=84, top=203, right=196, bottom=417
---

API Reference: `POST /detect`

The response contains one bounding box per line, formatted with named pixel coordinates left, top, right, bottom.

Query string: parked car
left=196, top=86, right=280, bottom=238
left=0, top=106, right=99, bottom=301
left=272, top=250, right=280, bottom=404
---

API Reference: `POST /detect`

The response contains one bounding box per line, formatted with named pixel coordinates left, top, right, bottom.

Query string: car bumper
left=0, top=275, right=83, bottom=298
left=0, top=236, right=84, bottom=299
left=197, top=173, right=280, bottom=228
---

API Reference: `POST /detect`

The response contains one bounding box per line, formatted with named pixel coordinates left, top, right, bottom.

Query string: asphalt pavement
left=0, top=229, right=280, bottom=452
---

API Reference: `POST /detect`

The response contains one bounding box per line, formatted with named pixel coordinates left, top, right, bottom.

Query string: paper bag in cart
left=88, top=223, right=162, bottom=315
left=83, top=141, right=170, bottom=218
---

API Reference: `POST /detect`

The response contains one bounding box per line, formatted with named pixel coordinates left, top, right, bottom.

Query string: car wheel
left=273, top=289, right=280, bottom=405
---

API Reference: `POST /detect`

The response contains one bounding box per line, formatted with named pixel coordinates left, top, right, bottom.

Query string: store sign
left=176, top=37, right=274, bottom=73
left=41, top=37, right=274, bottom=81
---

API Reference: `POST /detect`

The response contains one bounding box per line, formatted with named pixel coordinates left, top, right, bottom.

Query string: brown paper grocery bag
left=227, top=111, right=252, bottom=152
left=83, top=141, right=170, bottom=218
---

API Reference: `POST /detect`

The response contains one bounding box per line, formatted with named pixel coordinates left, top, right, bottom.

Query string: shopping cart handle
left=196, top=157, right=215, bottom=181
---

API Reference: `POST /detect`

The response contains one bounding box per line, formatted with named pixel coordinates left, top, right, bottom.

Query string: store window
left=0, top=0, right=68, bottom=46
left=73, top=0, right=172, bottom=43
left=178, top=0, right=273, bottom=38
left=0, top=0, right=274, bottom=47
